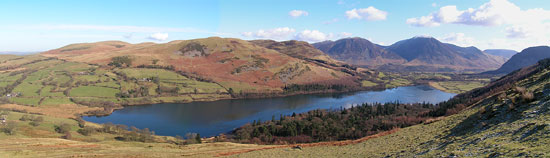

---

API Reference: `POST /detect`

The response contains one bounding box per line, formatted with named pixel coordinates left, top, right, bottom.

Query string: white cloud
left=242, top=29, right=350, bottom=43
left=505, top=26, right=529, bottom=38
left=407, top=0, right=550, bottom=50
left=407, top=0, right=550, bottom=27
left=241, top=27, right=296, bottom=40
left=345, top=7, right=387, bottom=21
left=406, top=5, right=462, bottom=27
left=338, top=32, right=353, bottom=38
left=337, top=0, right=360, bottom=7
left=432, top=3, right=437, bottom=7
left=148, top=33, right=168, bottom=41
left=323, top=18, right=339, bottom=25
left=123, top=33, right=134, bottom=39
left=483, top=38, right=542, bottom=51
left=406, top=16, right=440, bottom=27
left=441, top=33, right=475, bottom=47
left=289, top=10, right=309, bottom=18
left=241, top=32, right=253, bottom=37
left=294, top=30, right=328, bottom=42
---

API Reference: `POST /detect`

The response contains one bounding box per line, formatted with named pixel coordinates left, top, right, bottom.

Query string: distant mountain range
left=314, top=37, right=505, bottom=72
left=16, top=36, right=549, bottom=75
left=312, top=37, right=406, bottom=67
left=0, top=51, right=39, bottom=55
left=484, top=46, right=550, bottom=74
left=483, top=49, right=518, bottom=59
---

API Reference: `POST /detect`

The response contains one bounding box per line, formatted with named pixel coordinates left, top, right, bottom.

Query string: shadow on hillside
left=447, top=97, right=535, bottom=138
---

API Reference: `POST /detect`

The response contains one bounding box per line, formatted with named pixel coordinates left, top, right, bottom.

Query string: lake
left=83, top=85, right=455, bottom=137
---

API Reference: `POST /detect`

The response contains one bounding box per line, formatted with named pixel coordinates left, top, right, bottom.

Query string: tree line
left=230, top=101, right=434, bottom=144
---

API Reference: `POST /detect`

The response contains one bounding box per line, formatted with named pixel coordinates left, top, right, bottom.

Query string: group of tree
left=283, top=84, right=349, bottom=93
left=231, top=101, right=434, bottom=144
left=19, top=114, right=44, bottom=127
left=0, top=111, right=16, bottom=135
left=117, top=86, right=150, bottom=98
left=136, top=64, right=175, bottom=71
left=108, top=56, right=133, bottom=68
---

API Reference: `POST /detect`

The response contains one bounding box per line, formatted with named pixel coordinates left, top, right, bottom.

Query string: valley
left=0, top=37, right=500, bottom=157
left=2, top=0, right=550, bottom=157
left=0, top=38, right=546, bottom=158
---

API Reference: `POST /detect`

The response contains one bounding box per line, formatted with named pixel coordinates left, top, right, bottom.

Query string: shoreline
left=81, top=84, right=454, bottom=138
left=80, top=84, right=410, bottom=118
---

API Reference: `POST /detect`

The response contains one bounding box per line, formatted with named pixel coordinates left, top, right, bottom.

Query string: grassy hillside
left=233, top=59, right=550, bottom=157
left=0, top=39, right=465, bottom=117
left=0, top=55, right=231, bottom=117
left=42, top=37, right=364, bottom=93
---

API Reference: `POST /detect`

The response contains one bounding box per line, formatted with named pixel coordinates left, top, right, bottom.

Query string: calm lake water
left=84, top=85, right=455, bottom=137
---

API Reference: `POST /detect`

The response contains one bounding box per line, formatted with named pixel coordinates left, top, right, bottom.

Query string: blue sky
left=0, top=0, right=549, bottom=52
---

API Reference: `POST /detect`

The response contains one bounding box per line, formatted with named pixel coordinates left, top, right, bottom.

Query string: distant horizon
left=0, top=36, right=447, bottom=52
left=1, top=0, right=549, bottom=52
left=3, top=35, right=543, bottom=53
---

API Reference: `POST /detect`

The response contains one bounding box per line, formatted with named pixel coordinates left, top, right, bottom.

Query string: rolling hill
left=485, top=46, right=550, bottom=75
left=249, top=40, right=329, bottom=60
left=42, top=37, right=364, bottom=94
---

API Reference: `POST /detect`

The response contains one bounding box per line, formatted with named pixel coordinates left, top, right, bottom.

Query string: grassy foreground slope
left=234, top=59, right=550, bottom=157
left=0, top=110, right=276, bottom=158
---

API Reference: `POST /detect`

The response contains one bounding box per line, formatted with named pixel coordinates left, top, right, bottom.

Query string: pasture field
left=9, top=97, right=41, bottom=106
left=69, top=86, right=119, bottom=98
left=360, top=80, right=377, bottom=87
left=429, top=81, right=487, bottom=93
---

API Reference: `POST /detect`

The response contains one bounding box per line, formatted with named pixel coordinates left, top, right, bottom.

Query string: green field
left=385, top=78, right=412, bottom=88
left=360, top=80, right=378, bottom=87
left=116, top=68, right=188, bottom=80
left=70, top=86, right=119, bottom=98
left=0, top=57, right=232, bottom=109
left=430, top=81, right=486, bottom=93
left=12, top=82, right=41, bottom=97
left=94, top=80, right=120, bottom=89
left=39, top=86, right=65, bottom=97
left=9, top=97, right=41, bottom=106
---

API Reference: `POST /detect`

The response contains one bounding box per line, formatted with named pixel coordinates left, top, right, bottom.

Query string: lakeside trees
left=231, top=102, right=434, bottom=144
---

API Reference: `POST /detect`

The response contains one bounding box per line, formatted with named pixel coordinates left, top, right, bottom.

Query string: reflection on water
left=84, top=85, right=455, bottom=137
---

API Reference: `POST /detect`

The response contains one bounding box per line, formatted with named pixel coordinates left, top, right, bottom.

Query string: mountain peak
left=386, top=36, right=504, bottom=71
left=412, top=35, right=436, bottom=39
left=313, top=37, right=405, bottom=67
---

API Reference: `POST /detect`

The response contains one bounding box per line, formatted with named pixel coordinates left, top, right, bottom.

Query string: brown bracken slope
left=42, top=37, right=365, bottom=93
